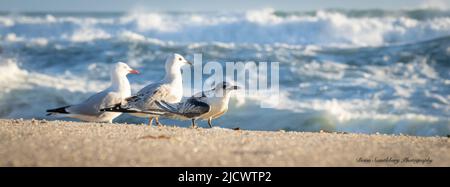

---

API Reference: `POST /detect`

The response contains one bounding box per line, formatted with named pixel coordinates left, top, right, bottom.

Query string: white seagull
left=101, top=53, right=191, bottom=126
left=154, top=82, right=240, bottom=128
left=46, top=62, right=139, bottom=123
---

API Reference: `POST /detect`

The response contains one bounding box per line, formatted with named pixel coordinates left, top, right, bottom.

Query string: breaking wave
left=1, top=9, right=450, bottom=46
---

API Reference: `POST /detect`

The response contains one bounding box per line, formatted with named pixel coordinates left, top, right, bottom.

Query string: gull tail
left=46, top=105, right=71, bottom=116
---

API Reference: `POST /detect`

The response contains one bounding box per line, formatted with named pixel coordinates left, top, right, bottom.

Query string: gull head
left=113, top=62, right=139, bottom=76
left=166, top=53, right=192, bottom=69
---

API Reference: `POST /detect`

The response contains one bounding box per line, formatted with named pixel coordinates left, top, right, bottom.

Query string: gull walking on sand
left=46, top=62, right=139, bottom=123
left=154, top=82, right=240, bottom=128
left=101, top=53, right=191, bottom=126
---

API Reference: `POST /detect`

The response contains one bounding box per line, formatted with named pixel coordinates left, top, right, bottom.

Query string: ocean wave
left=1, top=9, right=450, bottom=46
left=0, top=58, right=110, bottom=93
left=0, top=58, right=112, bottom=118
left=230, top=89, right=449, bottom=136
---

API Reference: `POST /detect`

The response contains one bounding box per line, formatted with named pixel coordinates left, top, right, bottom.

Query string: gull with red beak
left=101, top=53, right=192, bottom=126
left=46, top=62, right=139, bottom=123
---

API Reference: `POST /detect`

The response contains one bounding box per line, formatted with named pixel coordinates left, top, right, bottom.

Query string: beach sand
left=0, top=119, right=448, bottom=166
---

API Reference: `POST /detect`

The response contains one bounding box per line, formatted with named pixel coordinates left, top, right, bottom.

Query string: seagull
left=46, top=62, right=139, bottom=123
left=100, top=53, right=192, bottom=126
left=154, top=81, right=240, bottom=128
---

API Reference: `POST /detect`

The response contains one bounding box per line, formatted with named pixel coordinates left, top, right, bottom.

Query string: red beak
left=129, top=69, right=140, bottom=74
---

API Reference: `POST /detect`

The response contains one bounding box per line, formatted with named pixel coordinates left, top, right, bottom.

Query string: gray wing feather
left=68, top=91, right=122, bottom=115
left=155, top=98, right=210, bottom=120
left=123, top=82, right=172, bottom=110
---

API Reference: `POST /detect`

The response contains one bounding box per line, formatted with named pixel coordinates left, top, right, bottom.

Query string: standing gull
left=154, top=82, right=240, bottom=128
left=101, top=53, right=191, bottom=126
left=46, top=62, right=139, bottom=123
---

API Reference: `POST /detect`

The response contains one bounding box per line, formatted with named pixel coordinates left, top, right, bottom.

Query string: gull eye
left=178, top=58, right=182, bottom=61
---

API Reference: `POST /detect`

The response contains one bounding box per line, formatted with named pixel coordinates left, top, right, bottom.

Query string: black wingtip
left=46, top=105, right=70, bottom=114
left=100, top=103, right=122, bottom=112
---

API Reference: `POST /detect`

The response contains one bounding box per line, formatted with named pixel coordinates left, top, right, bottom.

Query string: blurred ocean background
left=0, top=8, right=449, bottom=136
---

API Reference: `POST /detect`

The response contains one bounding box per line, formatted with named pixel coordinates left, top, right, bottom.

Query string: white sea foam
left=119, top=30, right=167, bottom=45
left=65, top=26, right=112, bottom=42
left=29, top=37, right=49, bottom=46
left=119, top=30, right=146, bottom=41
left=0, top=58, right=106, bottom=93
left=4, top=33, right=24, bottom=42
left=120, top=12, right=175, bottom=32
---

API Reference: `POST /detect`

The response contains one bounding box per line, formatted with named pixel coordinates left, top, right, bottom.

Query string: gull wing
left=123, top=82, right=175, bottom=110
left=68, top=91, right=122, bottom=115
left=155, top=98, right=210, bottom=120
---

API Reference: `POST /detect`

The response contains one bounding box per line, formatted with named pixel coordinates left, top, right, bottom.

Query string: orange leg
left=148, top=117, right=154, bottom=126
left=155, top=117, right=163, bottom=127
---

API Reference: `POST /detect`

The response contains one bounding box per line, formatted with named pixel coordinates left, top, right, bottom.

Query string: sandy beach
left=0, top=119, right=448, bottom=167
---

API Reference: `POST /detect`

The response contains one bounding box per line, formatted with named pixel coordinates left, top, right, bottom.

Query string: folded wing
left=155, top=98, right=210, bottom=120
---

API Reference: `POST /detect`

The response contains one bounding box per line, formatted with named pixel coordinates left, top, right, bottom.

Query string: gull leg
left=191, top=119, right=197, bottom=128
left=155, top=117, right=163, bottom=127
left=148, top=117, right=154, bottom=126
left=207, top=118, right=213, bottom=128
